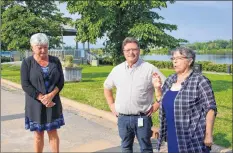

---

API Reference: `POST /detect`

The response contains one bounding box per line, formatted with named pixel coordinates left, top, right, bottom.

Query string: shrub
left=1, top=56, right=11, bottom=63
left=64, top=55, right=74, bottom=67
left=99, top=56, right=113, bottom=65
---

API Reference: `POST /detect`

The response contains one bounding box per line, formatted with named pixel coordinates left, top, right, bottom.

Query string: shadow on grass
left=217, top=105, right=232, bottom=111
left=211, top=80, right=232, bottom=92
left=82, top=72, right=109, bottom=79
left=214, top=133, right=231, bottom=148
left=216, top=116, right=232, bottom=123
left=64, top=81, right=83, bottom=84
left=64, top=79, right=99, bottom=84
left=80, top=79, right=96, bottom=82
left=2, top=74, right=20, bottom=77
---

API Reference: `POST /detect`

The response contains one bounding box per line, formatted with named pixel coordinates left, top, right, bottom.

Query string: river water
left=142, top=54, right=232, bottom=64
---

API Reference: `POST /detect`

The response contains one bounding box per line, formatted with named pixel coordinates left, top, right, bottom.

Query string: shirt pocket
left=134, top=76, right=151, bottom=92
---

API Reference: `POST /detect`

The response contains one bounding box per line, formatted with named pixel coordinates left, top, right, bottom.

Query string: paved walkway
left=1, top=79, right=232, bottom=152
left=1, top=85, right=127, bottom=152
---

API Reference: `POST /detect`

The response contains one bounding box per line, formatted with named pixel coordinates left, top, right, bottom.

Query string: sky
left=58, top=1, right=232, bottom=48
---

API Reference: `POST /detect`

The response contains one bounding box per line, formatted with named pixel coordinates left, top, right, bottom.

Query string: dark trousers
left=117, top=114, right=153, bottom=153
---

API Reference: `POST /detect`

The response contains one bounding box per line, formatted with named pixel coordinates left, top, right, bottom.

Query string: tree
left=226, top=40, right=232, bottom=49
left=185, top=39, right=232, bottom=54
left=63, top=0, right=187, bottom=65
left=1, top=0, right=71, bottom=52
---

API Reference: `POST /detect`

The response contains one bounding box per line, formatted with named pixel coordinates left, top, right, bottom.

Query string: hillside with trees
left=148, top=39, right=232, bottom=55
left=185, top=39, right=232, bottom=54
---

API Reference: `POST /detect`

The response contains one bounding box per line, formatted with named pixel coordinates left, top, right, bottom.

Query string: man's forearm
left=205, top=109, right=216, bottom=136
left=104, top=89, right=114, bottom=106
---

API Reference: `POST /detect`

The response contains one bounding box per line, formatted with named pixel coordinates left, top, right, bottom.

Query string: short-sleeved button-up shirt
left=156, top=71, right=217, bottom=153
left=104, top=59, right=166, bottom=115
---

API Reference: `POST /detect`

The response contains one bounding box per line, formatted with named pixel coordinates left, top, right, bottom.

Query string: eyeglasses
left=123, top=48, right=139, bottom=53
left=170, top=56, right=189, bottom=61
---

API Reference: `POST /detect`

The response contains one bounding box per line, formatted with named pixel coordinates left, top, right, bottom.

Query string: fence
left=23, top=49, right=99, bottom=65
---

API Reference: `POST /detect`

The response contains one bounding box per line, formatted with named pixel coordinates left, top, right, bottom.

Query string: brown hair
left=122, top=37, right=140, bottom=51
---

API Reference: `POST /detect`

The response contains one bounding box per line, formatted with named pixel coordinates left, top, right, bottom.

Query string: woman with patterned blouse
left=153, top=47, right=217, bottom=153
left=21, top=33, right=64, bottom=153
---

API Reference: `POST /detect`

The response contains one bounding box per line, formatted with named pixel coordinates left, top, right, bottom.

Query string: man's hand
left=146, top=102, right=160, bottom=117
left=204, top=133, right=213, bottom=147
left=109, top=103, right=118, bottom=117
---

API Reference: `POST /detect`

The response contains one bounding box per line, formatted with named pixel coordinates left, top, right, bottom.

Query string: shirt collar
left=125, top=58, right=143, bottom=69
left=168, top=70, right=194, bottom=85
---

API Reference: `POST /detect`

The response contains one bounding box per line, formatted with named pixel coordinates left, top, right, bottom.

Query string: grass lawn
left=1, top=64, right=232, bottom=148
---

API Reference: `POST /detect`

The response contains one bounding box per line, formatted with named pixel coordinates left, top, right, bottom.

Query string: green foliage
left=99, top=56, right=113, bottom=65
left=1, top=56, right=11, bottom=63
left=1, top=0, right=71, bottom=52
left=147, top=60, right=173, bottom=69
left=148, top=47, right=170, bottom=55
left=197, top=48, right=232, bottom=54
left=63, top=0, right=187, bottom=65
left=64, top=55, right=74, bottom=67
left=90, top=48, right=105, bottom=58
left=144, top=39, right=232, bottom=55
left=185, top=39, right=232, bottom=52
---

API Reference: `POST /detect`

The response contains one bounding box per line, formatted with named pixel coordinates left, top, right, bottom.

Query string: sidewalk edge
left=1, top=78, right=117, bottom=124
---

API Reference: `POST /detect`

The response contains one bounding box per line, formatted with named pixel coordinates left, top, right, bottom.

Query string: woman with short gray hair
left=21, top=33, right=64, bottom=152
left=171, top=47, right=196, bottom=67
left=153, top=47, right=217, bottom=152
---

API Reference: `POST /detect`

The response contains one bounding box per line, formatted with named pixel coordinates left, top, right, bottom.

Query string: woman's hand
left=152, top=73, right=162, bottom=89
left=37, top=93, right=44, bottom=101
left=45, top=101, right=56, bottom=108
left=37, top=93, right=48, bottom=105
left=41, top=93, right=54, bottom=105
left=204, top=133, right=213, bottom=147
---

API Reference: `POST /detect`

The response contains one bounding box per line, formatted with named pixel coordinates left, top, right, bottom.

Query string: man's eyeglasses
left=123, top=48, right=139, bottom=53
left=170, top=56, right=189, bottom=61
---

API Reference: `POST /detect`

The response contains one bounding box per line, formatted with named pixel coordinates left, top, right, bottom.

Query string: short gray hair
left=30, top=33, right=49, bottom=46
left=171, top=47, right=196, bottom=67
left=122, top=37, right=140, bottom=50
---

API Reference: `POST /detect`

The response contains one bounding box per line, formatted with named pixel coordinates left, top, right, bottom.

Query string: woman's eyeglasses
left=170, top=56, right=189, bottom=61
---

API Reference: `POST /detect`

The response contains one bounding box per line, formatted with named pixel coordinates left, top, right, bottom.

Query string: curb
left=221, top=149, right=233, bottom=153
left=1, top=78, right=117, bottom=124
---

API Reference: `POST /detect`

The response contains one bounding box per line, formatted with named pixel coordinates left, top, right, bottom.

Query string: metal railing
left=85, top=50, right=98, bottom=64
left=24, top=49, right=99, bottom=65
left=48, top=49, right=82, bottom=61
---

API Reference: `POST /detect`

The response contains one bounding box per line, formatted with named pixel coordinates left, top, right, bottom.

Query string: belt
left=118, top=112, right=147, bottom=116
